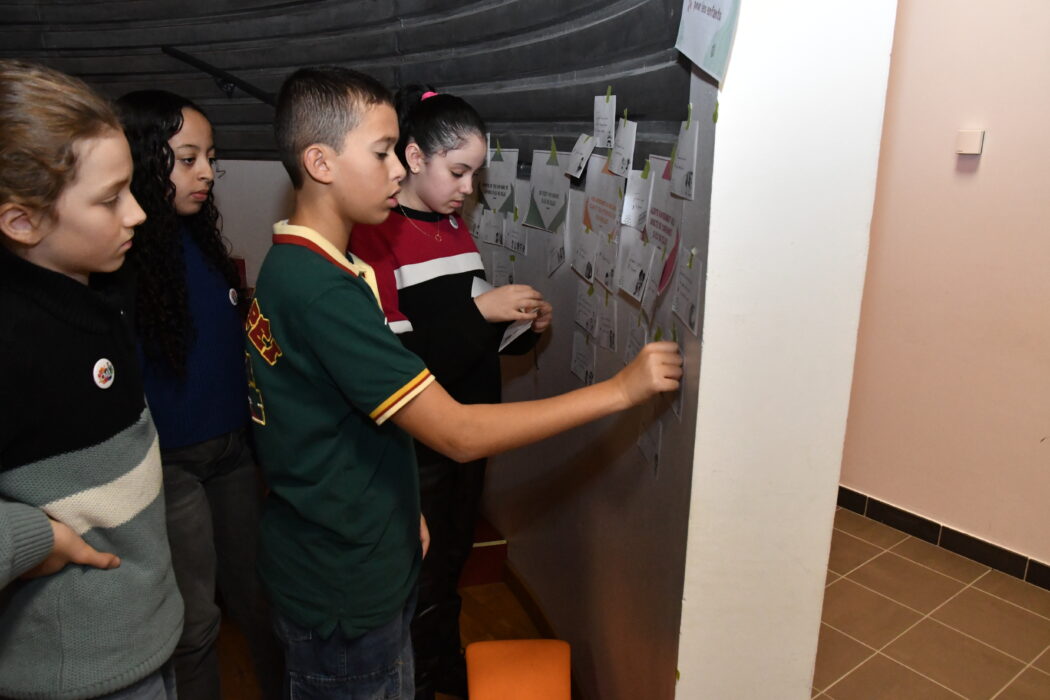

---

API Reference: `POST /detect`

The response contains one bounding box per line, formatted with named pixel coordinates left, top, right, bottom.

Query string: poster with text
left=525, top=149, right=570, bottom=232
left=675, top=0, right=740, bottom=85
left=481, top=147, right=518, bottom=214
left=645, top=155, right=682, bottom=294
left=582, top=154, right=624, bottom=240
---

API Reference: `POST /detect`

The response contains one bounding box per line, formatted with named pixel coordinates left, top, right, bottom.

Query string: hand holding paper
left=475, top=283, right=546, bottom=324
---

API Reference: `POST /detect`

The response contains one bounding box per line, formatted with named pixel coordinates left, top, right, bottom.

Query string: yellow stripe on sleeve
left=370, top=369, right=435, bottom=425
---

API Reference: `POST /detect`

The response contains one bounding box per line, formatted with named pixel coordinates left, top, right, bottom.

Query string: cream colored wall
left=675, top=1, right=897, bottom=697
left=841, top=0, right=1050, bottom=563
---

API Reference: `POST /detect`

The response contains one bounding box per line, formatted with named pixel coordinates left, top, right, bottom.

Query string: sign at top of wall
left=675, top=0, right=741, bottom=85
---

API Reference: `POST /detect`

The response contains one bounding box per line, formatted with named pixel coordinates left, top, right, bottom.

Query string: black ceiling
left=2, top=0, right=693, bottom=161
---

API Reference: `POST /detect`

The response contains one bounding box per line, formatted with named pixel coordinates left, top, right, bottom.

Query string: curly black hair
left=117, top=90, right=240, bottom=376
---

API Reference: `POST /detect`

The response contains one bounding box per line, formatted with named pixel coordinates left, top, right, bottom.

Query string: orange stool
left=465, top=639, right=571, bottom=700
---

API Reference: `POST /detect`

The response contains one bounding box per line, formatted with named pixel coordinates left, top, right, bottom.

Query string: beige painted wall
left=841, top=0, right=1050, bottom=563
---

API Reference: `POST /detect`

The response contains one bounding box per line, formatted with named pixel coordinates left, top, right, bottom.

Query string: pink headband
left=421, top=91, right=439, bottom=101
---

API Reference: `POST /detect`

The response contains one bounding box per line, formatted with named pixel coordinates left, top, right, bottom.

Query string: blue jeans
left=162, top=428, right=283, bottom=700
left=99, top=663, right=177, bottom=700
left=273, top=590, right=417, bottom=700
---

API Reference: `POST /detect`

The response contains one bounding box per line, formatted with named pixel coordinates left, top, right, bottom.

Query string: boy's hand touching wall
left=614, top=341, right=683, bottom=406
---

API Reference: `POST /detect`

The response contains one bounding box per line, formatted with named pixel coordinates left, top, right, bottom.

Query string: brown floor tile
left=833, top=509, right=909, bottom=549
left=1034, top=648, right=1050, bottom=675
left=828, top=530, right=883, bottom=576
left=812, top=623, right=876, bottom=692
left=822, top=578, right=921, bottom=648
left=974, top=570, right=1050, bottom=620
left=823, top=653, right=962, bottom=700
left=994, top=667, right=1050, bottom=700
left=847, top=552, right=966, bottom=614
left=883, top=619, right=1024, bottom=698
left=890, top=536, right=990, bottom=583
left=931, top=587, right=1050, bottom=662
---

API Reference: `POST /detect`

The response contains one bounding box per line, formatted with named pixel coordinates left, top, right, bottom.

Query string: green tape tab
left=547, top=137, right=559, bottom=164
left=605, top=85, right=612, bottom=103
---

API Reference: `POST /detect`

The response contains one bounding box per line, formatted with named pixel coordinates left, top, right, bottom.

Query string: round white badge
left=228, top=288, right=239, bottom=305
left=448, top=215, right=459, bottom=229
left=93, top=358, right=115, bottom=389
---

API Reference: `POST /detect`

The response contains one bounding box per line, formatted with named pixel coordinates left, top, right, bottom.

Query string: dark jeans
left=273, top=589, right=417, bottom=700
left=162, top=428, right=283, bottom=700
left=412, top=456, right=485, bottom=700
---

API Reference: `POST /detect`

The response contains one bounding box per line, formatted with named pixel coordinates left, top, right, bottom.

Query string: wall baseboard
left=838, top=486, right=1050, bottom=592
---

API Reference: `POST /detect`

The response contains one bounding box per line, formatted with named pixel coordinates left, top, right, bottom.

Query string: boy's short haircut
left=274, top=66, right=394, bottom=189
left=0, top=60, right=120, bottom=220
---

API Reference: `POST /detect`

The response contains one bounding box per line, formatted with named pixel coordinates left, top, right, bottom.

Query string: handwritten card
left=594, top=94, right=617, bottom=149
left=504, top=209, right=528, bottom=255
left=597, top=291, right=618, bottom=351
left=565, top=134, right=596, bottom=178
left=546, top=229, right=565, bottom=277
left=608, top=118, right=637, bottom=177
left=595, top=226, right=620, bottom=293
left=671, top=247, right=704, bottom=335
left=618, top=225, right=653, bottom=303
left=478, top=207, right=504, bottom=246
left=571, top=330, right=596, bottom=385
left=491, top=251, right=515, bottom=287
left=623, top=313, right=648, bottom=365
left=574, top=280, right=599, bottom=337
left=671, top=114, right=699, bottom=200
left=621, top=162, right=653, bottom=229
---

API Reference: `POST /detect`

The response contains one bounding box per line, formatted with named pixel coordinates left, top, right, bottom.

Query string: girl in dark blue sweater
left=117, top=91, right=281, bottom=700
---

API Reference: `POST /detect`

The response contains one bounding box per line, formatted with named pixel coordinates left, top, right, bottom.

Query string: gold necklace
left=398, top=204, right=443, bottom=242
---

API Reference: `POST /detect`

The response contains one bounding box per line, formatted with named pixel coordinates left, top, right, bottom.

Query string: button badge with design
left=93, top=358, right=115, bottom=389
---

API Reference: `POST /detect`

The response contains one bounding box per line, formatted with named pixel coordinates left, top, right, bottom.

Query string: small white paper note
left=671, top=247, right=704, bottom=335
left=608, top=118, right=637, bottom=177
left=621, top=164, right=653, bottom=230
left=574, top=280, right=599, bottom=337
left=565, top=134, right=596, bottom=178
left=594, top=94, right=616, bottom=149
left=597, top=292, right=618, bottom=351
left=571, top=330, right=596, bottom=385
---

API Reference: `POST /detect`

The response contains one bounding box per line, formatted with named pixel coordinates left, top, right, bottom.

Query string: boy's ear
left=405, top=142, right=425, bottom=175
left=301, top=143, right=336, bottom=185
left=0, top=203, right=44, bottom=246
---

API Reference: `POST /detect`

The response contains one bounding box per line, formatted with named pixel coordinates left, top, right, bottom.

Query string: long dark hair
left=117, top=90, right=239, bottom=376
left=394, top=84, right=486, bottom=168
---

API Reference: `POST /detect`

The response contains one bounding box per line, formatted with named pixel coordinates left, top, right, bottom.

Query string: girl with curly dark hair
left=117, top=90, right=281, bottom=700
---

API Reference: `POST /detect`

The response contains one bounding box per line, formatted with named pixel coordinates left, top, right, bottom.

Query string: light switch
left=956, top=130, right=984, bottom=155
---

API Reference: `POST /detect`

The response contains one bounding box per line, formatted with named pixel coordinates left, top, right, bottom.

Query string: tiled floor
left=816, top=508, right=1050, bottom=699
